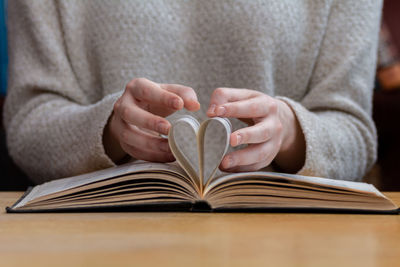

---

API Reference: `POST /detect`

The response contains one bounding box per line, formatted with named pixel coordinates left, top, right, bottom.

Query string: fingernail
left=216, top=106, right=226, bottom=116
left=157, top=122, right=169, bottom=134
left=236, top=134, right=242, bottom=146
left=207, top=104, right=216, bottom=115
left=224, top=156, right=234, bottom=169
left=172, top=99, right=181, bottom=109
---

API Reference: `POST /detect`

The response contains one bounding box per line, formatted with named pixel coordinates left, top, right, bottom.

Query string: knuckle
left=125, top=81, right=134, bottom=91
left=113, top=99, right=121, bottom=112
left=214, top=87, right=227, bottom=98
left=261, top=94, right=270, bottom=101
left=144, top=119, right=154, bottom=130
left=186, top=87, right=197, bottom=98
left=146, top=118, right=159, bottom=131
left=241, top=131, right=250, bottom=144
left=130, top=78, right=148, bottom=94
left=127, top=77, right=146, bottom=90
left=121, top=106, right=131, bottom=121
left=249, top=104, right=260, bottom=115
left=134, top=77, right=147, bottom=87
left=138, top=85, right=151, bottom=99
left=183, top=86, right=197, bottom=99
left=269, top=100, right=278, bottom=113
left=225, top=104, right=235, bottom=115
left=162, top=91, right=173, bottom=104
left=177, top=84, right=194, bottom=93
left=186, top=86, right=195, bottom=94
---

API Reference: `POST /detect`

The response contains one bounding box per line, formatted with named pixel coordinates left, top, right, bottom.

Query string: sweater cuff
left=87, top=91, right=122, bottom=170
left=275, top=96, right=320, bottom=177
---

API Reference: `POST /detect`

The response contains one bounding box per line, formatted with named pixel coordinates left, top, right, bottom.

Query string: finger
left=120, top=142, right=175, bottom=163
left=119, top=122, right=171, bottom=153
left=213, top=96, right=277, bottom=118
left=207, top=88, right=260, bottom=116
left=223, top=161, right=269, bottom=173
left=131, top=89, right=176, bottom=117
left=116, top=98, right=171, bottom=135
left=161, top=84, right=200, bottom=111
left=128, top=78, right=184, bottom=110
left=220, top=142, right=277, bottom=169
left=230, top=121, right=272, bottom=147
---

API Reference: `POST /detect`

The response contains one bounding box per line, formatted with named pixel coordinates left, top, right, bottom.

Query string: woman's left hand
left=207, top=87, right=305, bottom=173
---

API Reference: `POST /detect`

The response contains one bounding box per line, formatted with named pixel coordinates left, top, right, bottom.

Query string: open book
left=7, top=116, right=399, bottom=213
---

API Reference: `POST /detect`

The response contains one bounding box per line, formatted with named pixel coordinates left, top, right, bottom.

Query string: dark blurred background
left=0, top=0, right=33, bottom=190
left=365, top=0, right=400, bottom=191
left=1, top=0, right=400, bottom=191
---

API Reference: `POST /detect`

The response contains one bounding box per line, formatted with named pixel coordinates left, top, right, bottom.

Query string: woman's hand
left=104, top=78, right=200, bottom=163
left=207, top=88, right=305, bottom=173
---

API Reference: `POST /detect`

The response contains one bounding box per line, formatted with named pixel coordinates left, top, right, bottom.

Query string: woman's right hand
left=103, top=78, right=200, bottom=163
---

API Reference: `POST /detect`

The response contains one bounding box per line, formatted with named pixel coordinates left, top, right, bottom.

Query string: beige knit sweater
left=5, top=0, right=382, bottom=184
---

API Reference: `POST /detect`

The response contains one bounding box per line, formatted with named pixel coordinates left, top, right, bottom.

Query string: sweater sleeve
left=4, top=1, right=120, bottom=183
left=276, top=0, right=382, bottom=181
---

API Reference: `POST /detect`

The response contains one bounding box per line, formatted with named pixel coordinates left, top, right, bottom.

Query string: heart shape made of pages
left=168, top=115, right=232, bottom=191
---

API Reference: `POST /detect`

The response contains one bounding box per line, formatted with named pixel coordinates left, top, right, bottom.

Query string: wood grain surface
left=1, top=192, right=399, bottom=267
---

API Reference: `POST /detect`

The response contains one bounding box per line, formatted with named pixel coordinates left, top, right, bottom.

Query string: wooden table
left=1, top=192, right=399, bottom=266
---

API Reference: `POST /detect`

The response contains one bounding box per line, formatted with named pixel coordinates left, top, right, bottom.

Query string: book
left=7, top=116, right=399, bottom=213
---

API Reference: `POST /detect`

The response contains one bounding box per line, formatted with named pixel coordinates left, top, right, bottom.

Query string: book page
left=203, top=172, right=398, bottom=211
left=168, top=116, right=201, bottom=189
left=198, top=117, right=231, bottom=187
left=206, top=171, right=383, bottom=196
left=169, top=115, right=232, bottom=195
left=15, top=161, right=186, bottom=209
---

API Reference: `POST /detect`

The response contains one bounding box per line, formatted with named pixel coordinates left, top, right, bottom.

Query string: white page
left=15, top=161, right=185, bottom=208
left=207, top=171, right=383, bottom=197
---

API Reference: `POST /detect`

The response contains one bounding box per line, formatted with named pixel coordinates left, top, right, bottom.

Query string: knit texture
left=5, top=0, right=381, bottom=183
